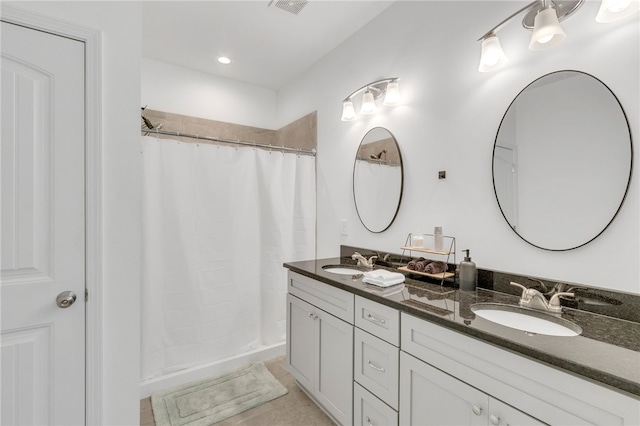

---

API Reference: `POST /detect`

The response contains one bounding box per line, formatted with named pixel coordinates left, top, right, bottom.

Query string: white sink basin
left=322, top=265, right=365, bottom=275
left=471, top=303, right=582, bottom=337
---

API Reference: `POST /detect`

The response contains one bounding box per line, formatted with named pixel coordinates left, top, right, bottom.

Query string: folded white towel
left=362, top=270, right=405, bottom=287
left=363, top=269, right=405, bottom=282
left=363, top=276, right=405, bottom=287
left=363, top=283, right=405, bottom=296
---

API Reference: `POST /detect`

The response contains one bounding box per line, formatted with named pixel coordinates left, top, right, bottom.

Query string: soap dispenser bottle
left=459, top=249, right=477, bottom=292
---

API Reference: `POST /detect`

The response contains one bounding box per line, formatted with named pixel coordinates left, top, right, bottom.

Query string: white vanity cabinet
left=353, top=296, right=401, bottom=426
left=285, top=267, right=640, bottom=426
left=400, top=351, right=544, bottom=426
left=400, top=312, right=640, bottom=426
left=286, top=272, right=354, bottom=426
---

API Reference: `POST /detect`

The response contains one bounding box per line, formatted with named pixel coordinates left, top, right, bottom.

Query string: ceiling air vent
left=269, top=0, right=309, bottom=15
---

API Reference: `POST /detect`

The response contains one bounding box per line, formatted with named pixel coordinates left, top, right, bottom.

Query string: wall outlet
left=340, top=219, right=348, bottom=236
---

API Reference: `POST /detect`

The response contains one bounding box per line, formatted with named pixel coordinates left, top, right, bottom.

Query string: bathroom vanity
left=284, top=257, right=640, bottom=426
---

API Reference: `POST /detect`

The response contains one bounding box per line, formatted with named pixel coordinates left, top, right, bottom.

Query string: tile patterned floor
left=140, top=355, right=335, bottom=426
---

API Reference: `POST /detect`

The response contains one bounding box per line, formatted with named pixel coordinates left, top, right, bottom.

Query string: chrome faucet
left=525, top=277, right=549, bottom=294
left=510, top=282, right=574, bottom=314
left=351, top=252, right=378, bottom=270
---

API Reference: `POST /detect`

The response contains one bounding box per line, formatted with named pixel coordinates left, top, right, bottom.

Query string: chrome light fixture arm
left=478, top=0, right=541, bottom=41
left=479, top=0, right=584, bottom=41
left=341, top=77, right=400, bottom=121
left=477, top=0, right=592, bottom=72
left=342, top=78, right=399, bottom=103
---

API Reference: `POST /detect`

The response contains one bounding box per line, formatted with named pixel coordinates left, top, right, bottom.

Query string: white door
left=1, top=21, right=86, bottom=425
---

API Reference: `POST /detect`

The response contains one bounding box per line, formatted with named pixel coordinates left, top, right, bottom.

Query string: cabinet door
left=489, top=398, right=547, bottom=426
left=286, top=294, right=316, bottom=391
left=400, top=352, right=487, bottom=426
left=316, top=308, right=354, bottom=426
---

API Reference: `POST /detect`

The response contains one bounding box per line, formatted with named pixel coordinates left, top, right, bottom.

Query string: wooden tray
left=398, top=266, right=454, bottom=280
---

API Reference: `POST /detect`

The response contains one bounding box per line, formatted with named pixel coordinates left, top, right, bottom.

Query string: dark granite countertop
left=284, top=257, right=640, bottom=398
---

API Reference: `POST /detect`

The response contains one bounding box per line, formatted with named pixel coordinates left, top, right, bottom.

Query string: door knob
left=56, top=291, right=77, bottom=308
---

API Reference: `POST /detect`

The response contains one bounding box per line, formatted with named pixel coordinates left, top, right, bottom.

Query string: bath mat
left=151, top=362, right=288, bottom=426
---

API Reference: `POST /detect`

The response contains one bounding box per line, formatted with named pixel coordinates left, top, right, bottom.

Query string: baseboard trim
left=140, top=342, right=286, bottom=399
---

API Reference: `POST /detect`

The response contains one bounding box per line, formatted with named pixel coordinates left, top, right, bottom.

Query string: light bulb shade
left=478, top=35, right=508, bottom=72
left=341, top=99, right=356, bottom=121
left=360, top=90, right=377, bottom=114
left=383, top=81, right=400, bottom=105
left=596, top=0, right=639, bottom=22
left=529, top=7, right=566, bottom=50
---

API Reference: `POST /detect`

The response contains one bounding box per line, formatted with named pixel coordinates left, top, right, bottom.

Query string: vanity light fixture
left=361, top=89, right=377, bottom=114
left=478, top=0, right=639, bottom=72
left=478, top=33, right=508, bottom=72
left=528, top=2, right=567, bottom=50
left=341, top=100, right=356, bottom=121
left=596, top=0, right=640, bottom=22
left=341, top=78, right=400, bottom=121
left=478, top=0, right=582, bottom=72
left=383, top=80, right=400, bottom=105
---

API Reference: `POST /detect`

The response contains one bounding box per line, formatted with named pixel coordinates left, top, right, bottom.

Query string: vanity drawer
left=355, top=296, right=400, bottom=346
left=288, top=271, right=354, bottom=324
left=354, top=327, right=399, bottom=410
left=354, top=382, right=398, bottom=426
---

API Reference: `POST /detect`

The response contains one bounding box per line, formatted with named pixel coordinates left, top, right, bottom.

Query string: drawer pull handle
left=367, top=313, right=386, bottom=324
left=367, top=359, right=385, bottom=372
left=366, top=416, right=373, bottom=426
left=472, top=405, right=482, bottom=416
left=490, top=414, right=500, bottom=425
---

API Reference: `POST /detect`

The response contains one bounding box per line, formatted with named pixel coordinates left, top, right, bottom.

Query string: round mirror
left=353, top=127, right=403, bottom=233
left=493, top=70, right=632, bottom=251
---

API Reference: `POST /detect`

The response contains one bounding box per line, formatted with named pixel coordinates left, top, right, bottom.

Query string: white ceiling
left=141, top=1, right=395, bottom=90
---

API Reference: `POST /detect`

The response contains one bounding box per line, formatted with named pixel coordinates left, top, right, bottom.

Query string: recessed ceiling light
left=217, top=56, right=231, bottom=65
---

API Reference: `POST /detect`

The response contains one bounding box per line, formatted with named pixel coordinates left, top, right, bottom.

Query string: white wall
left=277, top=0, right=640, bottom=294
left=5, top=2, right=142, bottom=425
left=142, top=58, right=278, bottom=129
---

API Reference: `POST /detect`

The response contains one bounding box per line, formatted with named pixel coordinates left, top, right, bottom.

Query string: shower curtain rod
left=141, top=128, right=316, bottom=156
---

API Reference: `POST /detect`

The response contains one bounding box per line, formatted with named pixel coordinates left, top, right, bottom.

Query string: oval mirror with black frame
left=492, top=70, right=633, bottom=251
left=353, top=127, right=403, bottom=233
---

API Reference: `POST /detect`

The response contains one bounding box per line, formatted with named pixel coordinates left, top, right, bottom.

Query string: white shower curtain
left=140, top=136, right=316, bottom=380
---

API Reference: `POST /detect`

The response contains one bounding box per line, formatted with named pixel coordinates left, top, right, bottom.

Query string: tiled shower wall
left=142, top=109, right=317, bottom=151
left=356, top=137, right=401, bottom=165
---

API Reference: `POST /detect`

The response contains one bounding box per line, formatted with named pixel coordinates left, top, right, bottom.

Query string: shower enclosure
left=140, top=134, right=316, bottom=394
